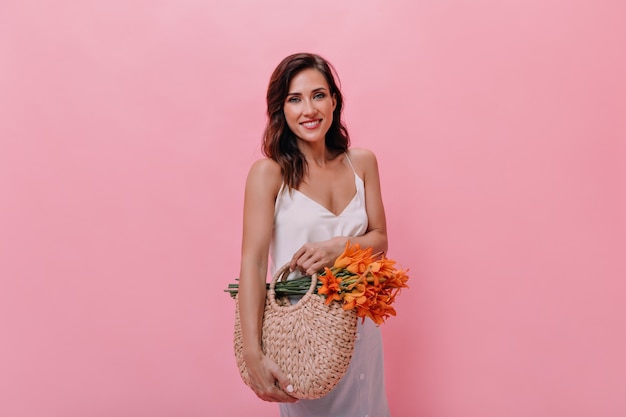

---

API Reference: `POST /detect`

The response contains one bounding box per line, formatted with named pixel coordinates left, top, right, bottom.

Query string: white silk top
left=270, top=153, right=390, bottom=417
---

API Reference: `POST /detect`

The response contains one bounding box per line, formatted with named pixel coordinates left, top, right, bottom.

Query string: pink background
left=1, top=1, right=625, bottom=416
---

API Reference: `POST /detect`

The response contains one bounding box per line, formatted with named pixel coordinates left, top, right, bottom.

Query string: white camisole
left=270, top=153, right=390, bottom=417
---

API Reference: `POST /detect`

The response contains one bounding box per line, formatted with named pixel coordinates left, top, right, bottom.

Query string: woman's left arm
left=346, top=147, right=388, bottom=253
left=290, top=148, right=387, bottom=275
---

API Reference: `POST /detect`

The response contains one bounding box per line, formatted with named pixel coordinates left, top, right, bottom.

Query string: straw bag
left=234, top=263, right=357, bottom=399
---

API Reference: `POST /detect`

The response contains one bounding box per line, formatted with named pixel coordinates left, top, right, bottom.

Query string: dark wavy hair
left=262, top=53, right=350, bottom=190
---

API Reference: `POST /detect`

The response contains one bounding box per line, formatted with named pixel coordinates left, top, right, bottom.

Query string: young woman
left=238, top=53, right=390, bottom=416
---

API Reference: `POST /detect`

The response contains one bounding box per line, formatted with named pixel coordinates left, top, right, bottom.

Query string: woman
left=238, top=53, right=390, bottom=416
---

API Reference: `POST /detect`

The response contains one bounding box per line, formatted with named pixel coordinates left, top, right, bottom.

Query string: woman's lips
left=300, top=119, right=321, bottom=129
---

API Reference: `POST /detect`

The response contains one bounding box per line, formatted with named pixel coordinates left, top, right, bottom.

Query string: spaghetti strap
left=274, top=182, right=287, bottom=212
left=344, top=152, right=357, bottom=174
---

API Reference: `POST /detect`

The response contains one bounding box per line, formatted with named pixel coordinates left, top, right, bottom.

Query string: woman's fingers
left=269, top=359, right=296, bottom=400
left=289, top=237, right=346, bottom=275
left=289, top=245, right=308, bottom=271
left=248, top=355, right=298, bottom=403
left=301, top=258, right=323, bottom=275
left=291, top=245, right=318, bottom=272
left=255, top=384, right=297, bottom=403
left=290, top=246, right=314, bottom=273
left=299, top=251, right=330, bottom=275
left=291, top=239, right=345, bottom=274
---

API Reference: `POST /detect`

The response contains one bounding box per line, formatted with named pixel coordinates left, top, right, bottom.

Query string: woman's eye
left=314, top=93, right=326, bottom=100
left=287, top=96, right=301, bottom=103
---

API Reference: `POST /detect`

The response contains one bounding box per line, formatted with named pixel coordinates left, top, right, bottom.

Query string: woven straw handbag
left=234, top=263, right=357, bottom=399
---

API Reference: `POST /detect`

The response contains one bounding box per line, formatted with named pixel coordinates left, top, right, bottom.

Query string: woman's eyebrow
left=286, top=87, right=328, bottom=95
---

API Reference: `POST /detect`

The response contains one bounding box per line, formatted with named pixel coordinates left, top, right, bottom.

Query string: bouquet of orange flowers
left=225, top=242, right=409, bottom=325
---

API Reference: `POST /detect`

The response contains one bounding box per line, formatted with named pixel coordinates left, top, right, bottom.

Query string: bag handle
left=268, top=263, right=318, bottom=309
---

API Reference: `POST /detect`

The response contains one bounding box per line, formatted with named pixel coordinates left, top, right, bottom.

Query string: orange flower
left=383, top=268, right=410, bottom=290
left=346, top=249, right=375, bottom=275
left=333, top=242, right=374, bottom=273
left=357, top=290, right=397, bottom=325
left=319, top=243, right=409, bottom=325
left=317, top=267, right=342, bottom=305
left=341, top=282, right=366, bottom=310
left=368, top=258, right=396, bottom=282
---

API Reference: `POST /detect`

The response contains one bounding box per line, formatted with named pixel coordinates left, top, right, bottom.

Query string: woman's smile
left=301, top=119, right=322, bottom=129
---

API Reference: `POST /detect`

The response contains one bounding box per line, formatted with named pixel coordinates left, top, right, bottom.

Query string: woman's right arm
left=238, top=159, right=297, bottom=403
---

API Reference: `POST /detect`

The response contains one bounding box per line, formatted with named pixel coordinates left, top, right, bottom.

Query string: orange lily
left=317, top=267, right=343, bottom=304
left=311, top=241, right=410, bottom=325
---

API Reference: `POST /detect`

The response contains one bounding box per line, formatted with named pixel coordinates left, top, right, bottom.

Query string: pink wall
left=1, top=1, right=624, bottom=416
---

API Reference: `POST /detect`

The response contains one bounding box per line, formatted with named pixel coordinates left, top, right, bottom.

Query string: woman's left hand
left=289, top=237, right=346, bottom=275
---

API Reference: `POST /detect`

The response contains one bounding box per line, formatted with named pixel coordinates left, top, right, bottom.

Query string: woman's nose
left=302, top=99, right=316, bottom=116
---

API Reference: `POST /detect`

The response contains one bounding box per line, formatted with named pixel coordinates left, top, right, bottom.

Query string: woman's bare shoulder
left=347, top=147, right=379, bottom=171
left=246, top=158, right=282, bottom=191
left=249, top=158, right=281, bottom=175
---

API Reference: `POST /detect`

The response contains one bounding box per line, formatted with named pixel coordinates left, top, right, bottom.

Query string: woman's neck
left=298, top=141, right=339, bottom=168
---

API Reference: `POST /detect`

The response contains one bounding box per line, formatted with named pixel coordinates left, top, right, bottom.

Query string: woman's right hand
left=244, top=352, right=298, bottom=403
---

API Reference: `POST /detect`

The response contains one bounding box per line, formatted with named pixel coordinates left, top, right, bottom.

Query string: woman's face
left=283, top=68, right=337, bottom=146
